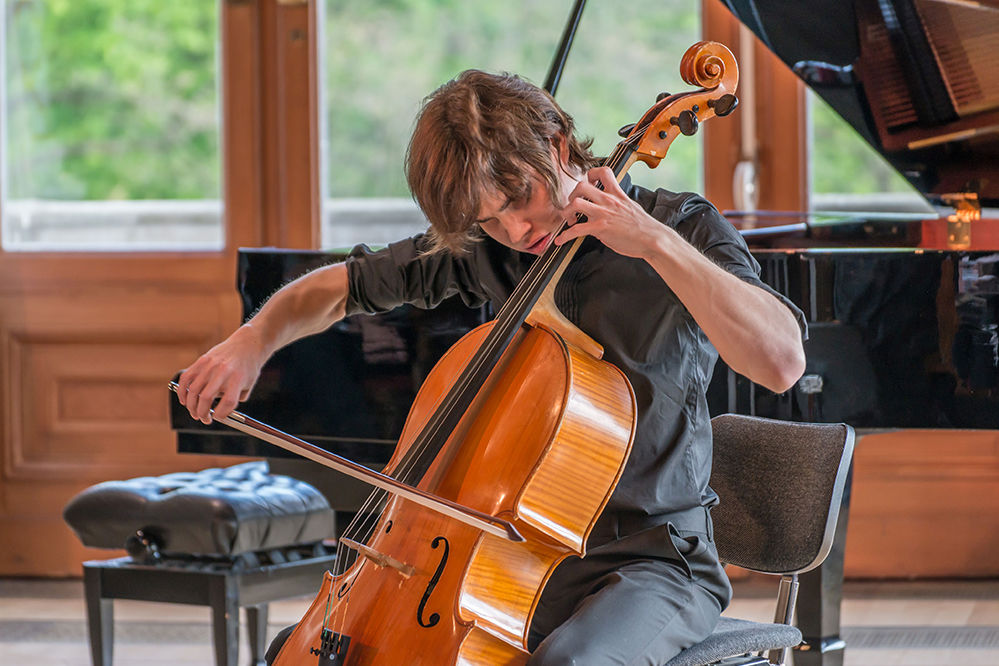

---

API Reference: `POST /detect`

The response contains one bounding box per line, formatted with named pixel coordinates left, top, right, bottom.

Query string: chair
left=665, top=414, right=855, bottom=666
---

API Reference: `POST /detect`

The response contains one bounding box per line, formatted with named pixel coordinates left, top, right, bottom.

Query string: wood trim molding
left=702, top=0, right=743, bottom=213
left=223, top=0, right=266, bottom=250
left=845, top=429, right=999, bottom=578
left=701, top=0, right=808, bottom=214
left=259, top=0, right=320, bottom=249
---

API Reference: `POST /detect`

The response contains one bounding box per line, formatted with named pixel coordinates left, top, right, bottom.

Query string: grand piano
left=172, top=1, right=999, bottom=664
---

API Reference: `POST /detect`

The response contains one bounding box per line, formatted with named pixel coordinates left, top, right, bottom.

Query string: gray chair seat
left=664, top=618, right=803, bottom=666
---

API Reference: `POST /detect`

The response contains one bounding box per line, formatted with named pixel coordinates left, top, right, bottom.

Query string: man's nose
left=502, top=215, right=533, bottom=244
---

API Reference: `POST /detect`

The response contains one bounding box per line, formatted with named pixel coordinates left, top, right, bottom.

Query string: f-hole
left=417, top=536, right=449, bottom=628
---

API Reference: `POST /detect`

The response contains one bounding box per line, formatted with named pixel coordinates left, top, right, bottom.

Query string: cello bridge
left=339, top=537, right=417, bottom=578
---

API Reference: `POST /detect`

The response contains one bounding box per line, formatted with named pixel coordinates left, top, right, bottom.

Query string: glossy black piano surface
left=172, top=246, right=999, bottom=459
left=711, top=249, right=999, bottom=428
left=172, top=248, right=489, bottom=464
left=723, top=0, right=999, bottom=206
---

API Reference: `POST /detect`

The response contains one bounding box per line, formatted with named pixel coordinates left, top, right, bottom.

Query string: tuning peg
left=655, top=91, right=673, bottom=102
left=708, top=94, right=738, bottom=117
left=670, top=110, right=699, bottom=136
left=617, top=123, right=636, bottom=138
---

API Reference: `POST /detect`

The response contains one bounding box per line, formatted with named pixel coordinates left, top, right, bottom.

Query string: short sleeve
left=344, top=234, right=491, bottom=316
left=652, top=191, right=808, bottom=341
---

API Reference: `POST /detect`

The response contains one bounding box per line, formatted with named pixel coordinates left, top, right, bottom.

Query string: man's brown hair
left=406, top=70, right=598, bottom=253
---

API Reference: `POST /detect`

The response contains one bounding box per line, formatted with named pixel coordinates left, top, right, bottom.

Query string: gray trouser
left=526, top=517, right=732, bottom=666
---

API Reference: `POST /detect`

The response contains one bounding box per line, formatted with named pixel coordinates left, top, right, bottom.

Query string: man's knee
left=264, top=623, right=297, bottom=665
left=527, top=631, right=585, bottom=666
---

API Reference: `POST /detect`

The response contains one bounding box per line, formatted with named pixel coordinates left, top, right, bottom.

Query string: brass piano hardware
left=276, top=0, right=309, bottom=5
left=908, top=125, right=999, bottom=150
left=339, top=537, right=418, bottom=578
left=941, top=192, right=981, bottom=250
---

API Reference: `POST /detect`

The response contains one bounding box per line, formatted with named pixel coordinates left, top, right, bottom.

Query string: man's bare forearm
left=177, top=263, right=350, bottom=423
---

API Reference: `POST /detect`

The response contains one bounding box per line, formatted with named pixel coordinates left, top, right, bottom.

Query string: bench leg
left=83, top=566, right=114, bottom=666
left=209, top=577, right=239, bottom=666
left=246, top=604, right=269, bottom=665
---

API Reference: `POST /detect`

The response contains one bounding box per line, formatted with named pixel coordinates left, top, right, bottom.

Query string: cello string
left=334, top=132, right=640, bottom=571
left=314, top=89, right=720, bottom=648
left=326, top=491, right=390, bottom=641
left=321, top=129, right=645, bottom=643
left=381, top=135, right=637, bottom=489
left=329, top=138, right=640, bottom=571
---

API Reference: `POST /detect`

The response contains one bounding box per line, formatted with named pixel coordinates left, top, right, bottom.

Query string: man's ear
left=552, top=133, right=571, bottom=168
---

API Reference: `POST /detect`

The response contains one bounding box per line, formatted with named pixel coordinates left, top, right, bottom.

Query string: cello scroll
left=631, top=41, right=739, bottom=167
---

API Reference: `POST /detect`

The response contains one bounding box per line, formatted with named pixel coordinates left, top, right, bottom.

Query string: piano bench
left=63, top=461, right=337, bottom=666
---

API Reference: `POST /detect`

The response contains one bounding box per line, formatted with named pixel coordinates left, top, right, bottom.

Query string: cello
left=181, top=40, right=739, bottom=666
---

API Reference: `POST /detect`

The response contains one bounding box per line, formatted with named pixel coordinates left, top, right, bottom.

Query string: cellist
left=176, top=69, right=806, bottom=664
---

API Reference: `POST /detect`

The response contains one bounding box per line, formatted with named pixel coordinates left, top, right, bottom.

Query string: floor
left=0, top=577, right=997, bottom=665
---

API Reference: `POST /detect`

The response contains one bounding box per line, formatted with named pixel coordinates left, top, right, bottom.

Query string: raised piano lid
left=722, top=0, right=999, bottom=207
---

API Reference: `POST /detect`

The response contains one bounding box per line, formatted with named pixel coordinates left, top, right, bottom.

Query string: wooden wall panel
left=9, top=337, right=199, bottom=477
left=845, top=430, right=999, bottom=578
left=0, top=286, right=246, bottom=576
left=0, top=0, right=318, bottom=577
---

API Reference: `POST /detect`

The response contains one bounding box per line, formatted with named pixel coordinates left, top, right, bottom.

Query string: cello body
left=274, top=321, right=636, bottom=665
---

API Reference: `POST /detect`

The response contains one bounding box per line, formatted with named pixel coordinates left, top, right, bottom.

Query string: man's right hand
left=175, top=324, right=268, bottom=424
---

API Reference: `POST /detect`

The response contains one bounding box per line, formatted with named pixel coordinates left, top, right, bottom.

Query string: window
left=319, top=0, right=701, bottom=249
left=809, top=90, right=929, bottom=213
left=2, top=0, right=222, bottom=250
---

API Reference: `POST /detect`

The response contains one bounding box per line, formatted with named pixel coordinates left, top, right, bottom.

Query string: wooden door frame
left=0, top=0, right=320, bottom=576
left=701, top=0, right=808, bottom=215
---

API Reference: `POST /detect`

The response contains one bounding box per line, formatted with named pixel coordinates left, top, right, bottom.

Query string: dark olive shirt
left=344, top=183, right=806, bottom=533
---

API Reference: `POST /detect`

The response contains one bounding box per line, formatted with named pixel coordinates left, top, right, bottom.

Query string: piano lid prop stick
left=167, top=382, right=524, bottom=543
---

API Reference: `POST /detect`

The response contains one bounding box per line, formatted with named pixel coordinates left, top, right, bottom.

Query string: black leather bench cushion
left=64, top=461, right=335, bottom=557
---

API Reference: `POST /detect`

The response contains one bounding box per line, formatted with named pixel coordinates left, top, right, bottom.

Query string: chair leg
left=83, top=566, right=114, bottom=666
left=767, top=575, right=799, bottom=666
left=209, top=577, right=240, bottom=666
left=247, top=604, right=269, bottom=665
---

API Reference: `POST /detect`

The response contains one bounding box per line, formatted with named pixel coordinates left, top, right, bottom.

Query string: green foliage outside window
left=5, top=1, right=918, bottom=207
left=4, top=0, right=219, bottom=200
left=4, top=0, right=701, bottom=204
left=810, top=91, right=915, bottom=197
left=323, top=0, right=702, bottom=199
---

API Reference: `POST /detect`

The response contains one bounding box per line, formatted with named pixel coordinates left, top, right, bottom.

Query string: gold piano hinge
left=942, top=192, right=981, bottom=250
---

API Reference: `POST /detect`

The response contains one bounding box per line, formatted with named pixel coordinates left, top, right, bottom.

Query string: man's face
left=474, top=144, right=580, bottom=255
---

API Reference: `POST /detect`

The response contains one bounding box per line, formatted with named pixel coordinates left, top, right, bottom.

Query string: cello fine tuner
left=339, top=537, right=418, bottom=579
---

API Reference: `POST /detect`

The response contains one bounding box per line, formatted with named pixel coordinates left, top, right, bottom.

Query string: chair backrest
left=709, top=414, right=855, bottom=575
